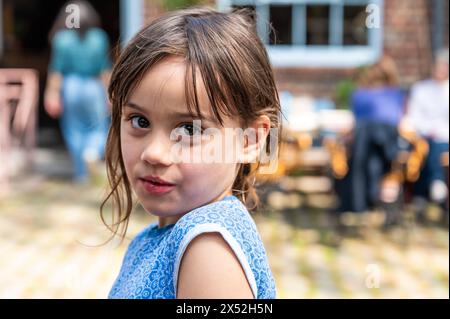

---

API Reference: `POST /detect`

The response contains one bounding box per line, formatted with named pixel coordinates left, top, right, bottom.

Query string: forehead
left=127, top=56, right=212, bottom=119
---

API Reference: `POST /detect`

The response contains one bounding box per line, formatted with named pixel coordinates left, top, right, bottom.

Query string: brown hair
left=49, top=0, right=101, bottom=42
left=100, top=7, right=282, bottom=239
left=356, top=55, right=400, bottom=87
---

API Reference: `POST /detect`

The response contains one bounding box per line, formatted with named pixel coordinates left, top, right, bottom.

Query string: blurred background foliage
left=159, top=0, right=206, bottom=11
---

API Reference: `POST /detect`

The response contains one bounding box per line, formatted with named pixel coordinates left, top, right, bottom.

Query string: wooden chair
left=0, top=69, right=39, bottom=196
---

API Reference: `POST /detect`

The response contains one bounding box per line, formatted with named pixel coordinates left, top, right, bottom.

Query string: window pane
left=343, top=5, right=368, bottom=45
left=269, top=5, right=292, bottom=45
left=306, top=5, right=330, bottom=45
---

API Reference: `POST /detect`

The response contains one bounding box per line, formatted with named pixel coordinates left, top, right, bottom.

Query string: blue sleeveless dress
left=108, top=195, right=276, bottom=299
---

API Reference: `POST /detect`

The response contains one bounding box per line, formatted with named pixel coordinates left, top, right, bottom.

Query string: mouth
left=139, top=176, right=176, bottom=195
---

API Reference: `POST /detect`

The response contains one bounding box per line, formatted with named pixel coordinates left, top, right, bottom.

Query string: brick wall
left=273, top=68, right=356, bottom=98
left=143, top=0, right=165, bottom=24
left=384, top=0, right=433, bottom=85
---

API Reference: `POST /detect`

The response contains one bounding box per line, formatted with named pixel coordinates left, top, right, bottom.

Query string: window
left=269, top=5, right=293, bottom=45
left=343, top=5, right=369, bottom=45
left=219, top=0, right=384, bottom=68
left=306, top=5, right=329, bottom=45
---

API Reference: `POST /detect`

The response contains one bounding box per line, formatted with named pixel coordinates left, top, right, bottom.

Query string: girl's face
left=120, top=56, right=242, bottom=225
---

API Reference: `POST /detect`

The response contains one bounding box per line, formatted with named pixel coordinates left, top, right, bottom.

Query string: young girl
left=102, top=7, right=281, bottom=299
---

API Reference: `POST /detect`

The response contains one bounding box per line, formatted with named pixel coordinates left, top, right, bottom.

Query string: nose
left=140, top=131, right=173, bottom=166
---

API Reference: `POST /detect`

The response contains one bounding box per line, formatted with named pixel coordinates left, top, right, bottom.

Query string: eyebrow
left=124, top=102, right=147, bottom=113
left=124, top=102, right=217, bottom=123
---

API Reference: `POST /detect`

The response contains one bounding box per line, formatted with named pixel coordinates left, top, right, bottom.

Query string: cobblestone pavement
left=0, top=149, right=448, bottom=298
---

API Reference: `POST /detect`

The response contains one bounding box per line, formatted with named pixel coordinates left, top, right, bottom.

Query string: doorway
left=1, top=0, right=120, bottom=146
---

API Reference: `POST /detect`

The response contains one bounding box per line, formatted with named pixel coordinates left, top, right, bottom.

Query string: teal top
left=49, top=28, right=111, bottom=77
left=109, top=195, right=277, bottom=299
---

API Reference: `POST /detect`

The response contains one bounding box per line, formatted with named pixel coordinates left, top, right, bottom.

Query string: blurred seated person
left=336, top=56, right=406, bottom=213
left=402, top=48, right=449, bottom=205
left=352, top=56, right=406, bottom=126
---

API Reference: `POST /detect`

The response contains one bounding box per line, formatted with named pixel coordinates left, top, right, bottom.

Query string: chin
left=140, top=198, right=182, bottom=216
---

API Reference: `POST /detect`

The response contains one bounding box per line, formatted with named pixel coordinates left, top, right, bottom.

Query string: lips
left=139, top=176, right=176, bottom=195
left=140, top=176, right=175, bottom=186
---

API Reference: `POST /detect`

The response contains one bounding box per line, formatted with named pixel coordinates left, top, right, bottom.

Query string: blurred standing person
left=404, top=48, right=449, bottom=205
left=44, top=1, right=111, bottom=183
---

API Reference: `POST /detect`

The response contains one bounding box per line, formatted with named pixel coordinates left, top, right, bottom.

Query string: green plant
left=334, top=79, right=356, bottom=110
left=160, top=0, right=205, bottom=11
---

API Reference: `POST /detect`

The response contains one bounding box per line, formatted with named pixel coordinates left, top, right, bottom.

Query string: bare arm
left=44, top=72, right=63, bottom=119
left=100, top=70, right=112, bottom=90
left=177, top=233, right=254, bottom=299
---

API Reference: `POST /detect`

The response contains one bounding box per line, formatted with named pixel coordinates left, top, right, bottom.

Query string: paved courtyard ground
left=0, top=149, right=448, bottom=298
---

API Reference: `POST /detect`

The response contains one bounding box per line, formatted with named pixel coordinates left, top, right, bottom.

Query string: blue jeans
left=61, top=75, right=110, bottom=181
left=414, top=139, right=449, bottom=198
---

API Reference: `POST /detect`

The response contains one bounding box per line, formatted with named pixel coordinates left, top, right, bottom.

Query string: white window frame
left=217, top=0, right=384, bottom=68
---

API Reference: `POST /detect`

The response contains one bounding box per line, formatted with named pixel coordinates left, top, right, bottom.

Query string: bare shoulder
left=176, top=232, right=254, bottom=299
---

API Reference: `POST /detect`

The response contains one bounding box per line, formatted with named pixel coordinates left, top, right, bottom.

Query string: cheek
left=180, top=163, right=236, bottom=191
left=120, top=130, right=140, bottom=174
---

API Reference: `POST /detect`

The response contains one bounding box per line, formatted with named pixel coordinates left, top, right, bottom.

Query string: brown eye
left=178, top=123, right=202, bottom=136
left=130, top=116, right=150, bottom=129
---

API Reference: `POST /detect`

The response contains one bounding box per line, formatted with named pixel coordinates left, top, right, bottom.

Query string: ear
left=240, top=115, right=271, bottom=164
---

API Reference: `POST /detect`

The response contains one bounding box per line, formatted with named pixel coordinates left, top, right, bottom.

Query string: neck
left=157, top=188, right=233, bottom=228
